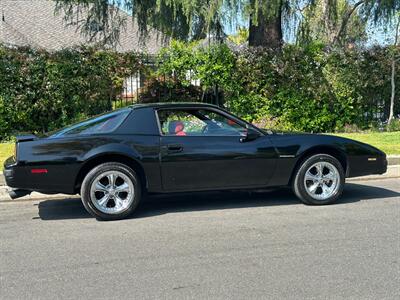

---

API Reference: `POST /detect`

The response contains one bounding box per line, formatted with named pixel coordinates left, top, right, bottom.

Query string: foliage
left=56, top=0, right=293, bottom=48
left=154, top=41, right=236, bottom=103
left=195, top=44, right=237, bottom=92
left=55, top=0, right=233, bottom=43
left=156, top=41, right=198, bottom=87
left=231, top=44, right=398, bottom=132
left=228, top=27, right=249, bottom=45
left=152, top=42, right=399, bottom=133
left=0, top=45, right=144, bottom=139
left=55, top=0, right=400, bottom=50
left=298, top=0, right=368, bottom=47
left=386, top=118, right=400, bottom=132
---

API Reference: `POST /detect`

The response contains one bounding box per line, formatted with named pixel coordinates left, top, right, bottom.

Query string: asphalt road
left=1, top=179, right=399, bottom=299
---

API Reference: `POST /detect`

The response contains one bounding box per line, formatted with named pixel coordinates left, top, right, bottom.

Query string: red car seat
left=168, top=121, right=186, bottom=136
left=175, top=122, right=186, bottom=136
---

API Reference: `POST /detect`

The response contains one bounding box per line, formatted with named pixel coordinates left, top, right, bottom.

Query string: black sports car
left=4, top=103, right=387, bottom=220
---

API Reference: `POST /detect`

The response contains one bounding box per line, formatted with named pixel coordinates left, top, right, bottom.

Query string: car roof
left=129, top=102, right=221, bottom=110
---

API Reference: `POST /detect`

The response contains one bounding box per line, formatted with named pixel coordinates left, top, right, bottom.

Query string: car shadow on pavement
left=36, top=182, right=400, bottom=221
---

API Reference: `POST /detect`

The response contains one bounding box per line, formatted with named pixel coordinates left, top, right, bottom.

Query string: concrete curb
left=388, top=155, right=400, bottom=166
left=1, top=165, right=399, bottom=202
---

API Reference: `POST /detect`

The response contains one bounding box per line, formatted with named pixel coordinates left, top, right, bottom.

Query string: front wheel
left=80, top=162, right=141, bottom=220
left=292, top=154, right=345, bottom=205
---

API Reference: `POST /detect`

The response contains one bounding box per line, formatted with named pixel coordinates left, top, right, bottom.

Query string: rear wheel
left=293, top=154, right=345, bottom=205
left=81, top=162, right=141, bottom=220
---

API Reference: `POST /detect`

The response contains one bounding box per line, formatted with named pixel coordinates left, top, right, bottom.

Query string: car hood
left=266, top=130, right=385, bottom=156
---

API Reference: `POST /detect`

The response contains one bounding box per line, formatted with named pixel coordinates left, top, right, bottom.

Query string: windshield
left=50, top=109, right=131, bottom=138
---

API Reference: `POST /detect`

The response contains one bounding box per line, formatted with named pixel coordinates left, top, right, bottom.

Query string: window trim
left=154, top=107, right=264, bottom=137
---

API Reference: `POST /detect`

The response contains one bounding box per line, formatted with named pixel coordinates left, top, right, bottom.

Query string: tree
left=324, top=0, right=399, bottom=47
left=55, top=0, right=400, bottom=49
left=55, top=0, right=288, bottom=49
left=55, top=0, right=228, bottom=45
left=298, top=0, right=368, bottom=47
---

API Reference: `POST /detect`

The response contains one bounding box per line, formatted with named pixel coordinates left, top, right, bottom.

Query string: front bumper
left=347, top=154, right=388, bottom=178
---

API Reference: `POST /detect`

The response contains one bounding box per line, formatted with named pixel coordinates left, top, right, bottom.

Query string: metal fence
left=112, top=67, right=221, bottom=109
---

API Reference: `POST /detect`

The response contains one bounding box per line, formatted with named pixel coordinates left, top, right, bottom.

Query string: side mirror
left=240, top=128, right=261, bottom=142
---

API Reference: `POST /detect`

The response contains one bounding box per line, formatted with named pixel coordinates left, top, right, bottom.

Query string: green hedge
left=156, top=42, right=399, bottom=132
left=0, top=46, right=144, bottom=139
left=1, top=43, right=399, bottom=140
left=234, top=45, right=398, bottom=132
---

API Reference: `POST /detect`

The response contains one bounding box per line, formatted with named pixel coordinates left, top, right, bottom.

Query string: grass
left=0, top=131, right=399, bottom=172
left=0, top=143, right=13, bottom=171
left=330, top=132, right=400, bottom=155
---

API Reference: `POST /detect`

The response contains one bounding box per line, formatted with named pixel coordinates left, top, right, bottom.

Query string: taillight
left=31, top=169, right=48, bottom=174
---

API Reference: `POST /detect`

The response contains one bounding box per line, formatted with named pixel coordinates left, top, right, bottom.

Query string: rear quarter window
left=52, top=110, right=130, bottom=137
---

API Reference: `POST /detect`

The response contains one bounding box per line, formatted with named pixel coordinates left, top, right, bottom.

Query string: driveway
left=1, top=179, right=399, bottom=299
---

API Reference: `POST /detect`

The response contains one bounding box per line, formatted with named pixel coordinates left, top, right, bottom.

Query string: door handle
left=167, top=144, right=183, bottom=153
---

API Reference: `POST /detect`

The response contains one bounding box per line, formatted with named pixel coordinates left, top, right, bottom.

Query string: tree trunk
left=248, top=1, right=283, bottom=49
left=388, top=16, right=400, bottom=125
left=389, top=59, right=396, bottom=124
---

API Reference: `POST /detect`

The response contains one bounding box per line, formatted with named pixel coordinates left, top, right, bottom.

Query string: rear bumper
left=4, top=156, right=78, bottom=194
left=3, top=156, right=21, bottom=188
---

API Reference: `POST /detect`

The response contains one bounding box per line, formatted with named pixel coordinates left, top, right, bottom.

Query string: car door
left=157, top=108, right=277, bottom=191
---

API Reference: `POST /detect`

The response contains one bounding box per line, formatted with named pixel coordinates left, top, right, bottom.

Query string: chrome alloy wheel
left=90, top=171, right=134, bottom=214
left=303, top=161, right=340, bottom=201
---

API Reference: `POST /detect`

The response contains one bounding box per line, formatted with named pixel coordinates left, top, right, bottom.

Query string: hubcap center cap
left=108, top=188, right=116, bottom=197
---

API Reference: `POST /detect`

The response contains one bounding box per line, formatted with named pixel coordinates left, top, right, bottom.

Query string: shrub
left=387, top=119, right=400, bottom=132
left=152, top=42, right=399, bottom=132
left=0, top=95, right=19, bottom=140
left=224, top=44, right=398, bottom=132
left=252, top=115, right=293, bottom=132
left=0, top=46, right=144, bottom=139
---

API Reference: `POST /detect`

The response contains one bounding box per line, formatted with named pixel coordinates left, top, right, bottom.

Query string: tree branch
left=395, top=14, right=400, bottom=46
left=332, top=0, right=365, bottom=46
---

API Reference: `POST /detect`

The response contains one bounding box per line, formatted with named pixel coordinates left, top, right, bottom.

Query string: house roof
left=0, top=0, right=167, bottom=53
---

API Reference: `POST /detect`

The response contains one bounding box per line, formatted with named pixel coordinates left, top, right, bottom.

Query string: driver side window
left=157, top=108, right=247, bottom=136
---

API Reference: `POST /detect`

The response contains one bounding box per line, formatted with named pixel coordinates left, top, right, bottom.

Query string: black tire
left=292, top=154, right=345, bottom=205
left=80, top=162, right=141, bottom=221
